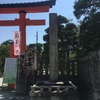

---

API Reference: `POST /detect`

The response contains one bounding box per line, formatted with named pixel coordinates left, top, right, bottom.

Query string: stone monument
left=49, top=13, right=58, bottom=82
left=16, top=49, right=37, bottom=94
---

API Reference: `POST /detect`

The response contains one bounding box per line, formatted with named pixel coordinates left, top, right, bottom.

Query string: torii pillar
left=19, top=11, right=26, bottom=53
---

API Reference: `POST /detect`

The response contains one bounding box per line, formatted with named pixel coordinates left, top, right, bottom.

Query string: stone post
left=49, top=13, right=58, bottom=81
left=33, top=51, right=37, bottom=84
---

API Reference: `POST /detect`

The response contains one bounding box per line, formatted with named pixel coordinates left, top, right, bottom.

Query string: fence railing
left=36, top=60, right=78, bottom=81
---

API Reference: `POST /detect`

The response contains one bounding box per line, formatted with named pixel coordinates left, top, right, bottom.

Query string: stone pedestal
left=29, top=81, right=78, bottom=100
left=30, top=96, right=78, bottom=100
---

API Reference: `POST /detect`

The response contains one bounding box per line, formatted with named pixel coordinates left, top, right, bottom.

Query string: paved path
left=0, top=77, right=30, bottom=100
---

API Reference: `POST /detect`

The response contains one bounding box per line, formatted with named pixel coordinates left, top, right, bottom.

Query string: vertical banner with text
left=14, top=31, right=21, bottom=56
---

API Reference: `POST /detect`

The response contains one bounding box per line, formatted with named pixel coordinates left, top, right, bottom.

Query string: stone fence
left=29, top=81, right=78, bottom=100
left=78, top=50, right=100, bottom=100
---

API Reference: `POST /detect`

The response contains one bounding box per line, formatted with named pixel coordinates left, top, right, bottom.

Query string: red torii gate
left=0, top=0, right=56, bottom=57
left=0, top=11, right=45, bottom=57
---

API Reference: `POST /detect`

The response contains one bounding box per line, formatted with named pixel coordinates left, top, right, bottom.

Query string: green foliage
left=58, top=22, right=79, bottom=60
left=74, top=0, right=100, bottom=57
left=74, top=0, right=100, bottom=19
left=43, top=15, right=79, bottom=62
left=27, top=43, right=45, bottom=66
left=1, top=39, right=13, bottom=45
left=0, top=40, right=11, bottom=72
left=28, top=43, right=43, bottom=52
left=80, top=13, right=100, bottom=51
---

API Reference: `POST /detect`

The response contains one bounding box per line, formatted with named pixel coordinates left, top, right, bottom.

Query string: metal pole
left=36, top=31, right=38, bottom=50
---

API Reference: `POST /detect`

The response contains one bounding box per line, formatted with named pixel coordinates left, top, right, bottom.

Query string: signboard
left=14, top=31, right=21, bottom=55
left=3, top=58, right=17, bottom=84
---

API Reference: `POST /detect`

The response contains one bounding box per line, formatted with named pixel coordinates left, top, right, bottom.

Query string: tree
left=43, top=15, right=79, bottom=63
left=0, top=40, right=12, bottom=72
left=74, top=0, right=100, bottom=57
left=28, top=43, right=44, bottom=70
left=74, top=0, right=100, bottom=19
left=1, top=39, right=13, bottom=45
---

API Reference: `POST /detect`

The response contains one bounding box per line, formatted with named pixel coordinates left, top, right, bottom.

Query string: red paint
left=0, top=12, right=46, bottom=54
left=10, top=43, right=16, bottom=58
left=0, top=19, right=45, bottom=26
left=0, top=4, right=50, bottom=54
left=19, top=11, right=26, bottom=53
left=0, top=5, right=50, bottom=14
left=8, top=84, right=15, bottom=89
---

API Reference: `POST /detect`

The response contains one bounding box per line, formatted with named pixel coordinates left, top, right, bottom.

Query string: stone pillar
left=19, top=11, right=26, bottom=53
left=49, top=13, right=58, bottom=81
left=33, top=51, right=37, bottom=84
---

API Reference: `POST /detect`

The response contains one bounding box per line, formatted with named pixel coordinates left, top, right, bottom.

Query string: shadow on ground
left=0, top=86, right=30, bottom=100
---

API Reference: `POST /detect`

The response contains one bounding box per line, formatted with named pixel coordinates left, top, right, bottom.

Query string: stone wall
left=78, top=50, right=100, bottom=100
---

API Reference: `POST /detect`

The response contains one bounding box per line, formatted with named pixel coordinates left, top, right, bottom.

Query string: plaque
left=3, top=58, right=17, bottom=84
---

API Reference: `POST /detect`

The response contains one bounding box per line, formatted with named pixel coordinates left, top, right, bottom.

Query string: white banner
left=14, top=31, right=21, bottom=56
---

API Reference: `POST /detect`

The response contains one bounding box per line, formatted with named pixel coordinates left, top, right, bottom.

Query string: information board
left=3, top=58, right=17, bottom=84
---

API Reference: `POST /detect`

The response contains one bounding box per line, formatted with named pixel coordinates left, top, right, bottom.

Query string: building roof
left=0, top=0, right=56, bottom=8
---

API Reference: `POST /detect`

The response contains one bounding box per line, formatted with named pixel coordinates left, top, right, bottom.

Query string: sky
left=0, top=0, right=77, bottom=45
